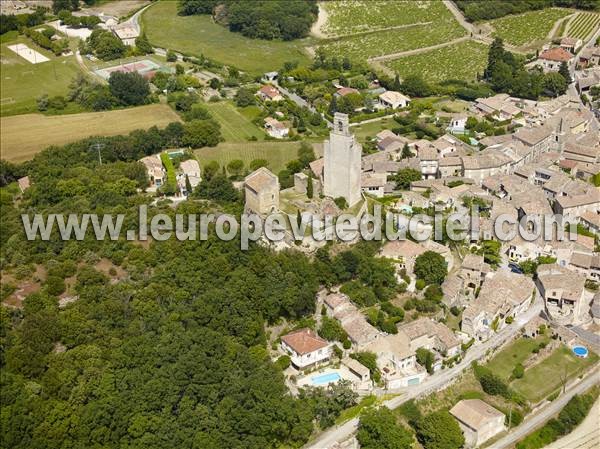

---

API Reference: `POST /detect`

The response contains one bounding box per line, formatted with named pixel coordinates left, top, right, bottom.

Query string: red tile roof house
left=537, top=47, right=573, bottom=72
left=257, top=84, right=284, bottom=102
left=280, top=328, right=331, bottom=370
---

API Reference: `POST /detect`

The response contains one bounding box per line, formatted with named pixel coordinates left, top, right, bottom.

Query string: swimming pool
left=311, top=372, right=341, bottom=386
left=572, top=346, right=589, bottom=358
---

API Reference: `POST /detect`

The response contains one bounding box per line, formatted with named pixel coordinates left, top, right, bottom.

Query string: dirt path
left=369, top=35, right=470, bottom=62
left=310, top=2, right=329, bottom=39
left=548, top=13, right=577, bottom=40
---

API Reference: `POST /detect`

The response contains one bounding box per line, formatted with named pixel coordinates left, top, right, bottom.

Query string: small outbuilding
left=450, top=399, right=505, bottom=447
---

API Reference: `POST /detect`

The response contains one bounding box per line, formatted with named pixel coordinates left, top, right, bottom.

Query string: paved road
left=305, top=295, right=544, bottom=449
left=275, top=82, right=333, bottom=127
left=492, top=367, right=600, bottom=449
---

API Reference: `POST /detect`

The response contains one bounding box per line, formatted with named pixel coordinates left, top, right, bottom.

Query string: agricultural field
left=1, top=104, right=181, bottom=162
left=488, top=8, right=573, bottom=48
left=386, top=40, right=489, bottom=82
left=320, top=0, right=453, bottom=37
left=204, top=102, right=265, bottom=141
left=319, top=20, right=466, bottom=62
left=1, top=36, right=83, bottom=116
left=141, top=1, right=312, bottom=74
left=565, top=11, right=600, bottom=41
left=195, top=140, right=322, bottom=174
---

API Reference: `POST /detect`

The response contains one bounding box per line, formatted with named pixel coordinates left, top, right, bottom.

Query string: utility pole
left=90, top=143, right=104, bottom=165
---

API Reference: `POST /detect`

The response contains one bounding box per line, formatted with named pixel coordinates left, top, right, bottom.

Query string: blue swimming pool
left=572, top=346, right=589, bottom=358
left=311, top=372, right=341, bottom=386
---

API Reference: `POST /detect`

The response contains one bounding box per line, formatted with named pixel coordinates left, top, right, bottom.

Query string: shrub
left=274, top=355, right=291, bottom=370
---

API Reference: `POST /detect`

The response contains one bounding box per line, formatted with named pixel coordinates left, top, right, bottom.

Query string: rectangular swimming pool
left=311, top=372, right=341, bottom=386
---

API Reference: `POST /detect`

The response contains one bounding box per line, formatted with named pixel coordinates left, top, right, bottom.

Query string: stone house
left=244, top=167, right=279, bottom=215
left=450, top=399, right=505, bottom=448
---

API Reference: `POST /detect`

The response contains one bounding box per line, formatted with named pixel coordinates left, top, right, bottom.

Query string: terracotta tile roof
left=450, top=400, right=504, bottom=431
left=539, top=47, right=573, bottom=62
left=281, top=328, right=328, bottom=355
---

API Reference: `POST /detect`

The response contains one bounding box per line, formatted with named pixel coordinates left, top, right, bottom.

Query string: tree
left=234, top=87, right=256, bottom=107
left=194, top=173, right=239, bottom=202
left=135, top=32, right=154, bottom=54
left=108, top=72, right=150, bottom=106
left=544, top=72, right=567, bottom=97
left=394, top=168, right=421, bottom=190
left=357, top=407, right=414, bottom=449
left=166, top=49, right=178, bottom=62
left=328, top=96, right=337, bottom=115
left=249, top=159, right=269, bottom=171
left=416, top=347, right=435, bottom=374
left=226, top=159, right=244, bottom=178
left=415, top=410, right=465, bottom=449
left=86, top=29, right=125, bottom=60
left=401, top=75, right=430, bottom=97
left=414, top=251, right=447, bottom=285
left=182, top=119, right=222, bottom=147
left=512, top=363, right=524, bottom=379
left=401, top=143, right=412, bottom=159
left=298, top=142, right=316, bottom=167
left=307, top=173, right=314, bottom=199
left=558, top=61, right=571, bottom=84
left=185, top=174, right=192, bottom=194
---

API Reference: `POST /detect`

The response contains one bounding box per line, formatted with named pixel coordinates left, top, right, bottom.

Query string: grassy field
left=486, top=336, right=550, bottom=381
left=489, top=8, right=573, bottom=47
left=1, top=104, right=181, bottom=162
left=566, top=12, right=600, bottom=41
left=204, top=102, right=265, bottom=141
left=320, top=20, right=465, bottom=62
left=141, top=1, right=312, bottom=74
left=321, top=1, right=453, bottom=36
left=511, top=346, right=598, bottom=403
left=386, top=40, right=489, bottom=82
left=1, top=36, right=83, bottom=116
left=195, top=140, right=321, bottom=174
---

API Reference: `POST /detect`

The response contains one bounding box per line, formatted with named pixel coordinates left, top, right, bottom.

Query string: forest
left=0, top=121, right=402, bottom=447
left=455, top=0, right=598, bottom=21
left=178, top=0, right=318, bottom=40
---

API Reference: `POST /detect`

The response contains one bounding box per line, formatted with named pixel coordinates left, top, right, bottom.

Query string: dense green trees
left=179, top=0, right=318, bottom=41
left=414, top=252, right=448, bottom=285
left=108, top=72, right=151, bottom=106
left=83, top=29, right=126, bottom=60
left=394, top=168, right=422, bottom=190
left=357, top=407, right=414, bottom=449
left=456, top=0, right=597, bottom=22
left=415, top=410, right=465, bottom=449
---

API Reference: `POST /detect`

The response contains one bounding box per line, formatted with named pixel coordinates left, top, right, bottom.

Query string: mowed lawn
left=386, top=40, right=489, bottom=82
left=1, top=36, right=83, bottom=116
left=141, top=1, right=312, bottom=74
left=1, top=104, right=181, bottom=162
left=511, top=346, right=598, bottom=403
left=195, top=140, right=320, bottom=174
left=489, top=8, right=573, bottom=48
left=486, top=336, right=550, bottom=381
left=204, top=102, right=265, bottom=141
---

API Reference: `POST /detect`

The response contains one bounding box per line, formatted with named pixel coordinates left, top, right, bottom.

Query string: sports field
left=386, top=40, right=489, bottom=82
left=488, top=8, right=572, bottom=48
left=203, top=102, right=265, bottom=141
left=1, top=104, right=181, bottom=162
left=141, top=1, right=312, bottom=74
left=1, top=37, right=83, bottom=116
left=195, top=140, right=321, bottom=174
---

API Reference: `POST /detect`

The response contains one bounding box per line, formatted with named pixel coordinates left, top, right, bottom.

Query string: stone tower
left=324, top=113, right=362, bottom=207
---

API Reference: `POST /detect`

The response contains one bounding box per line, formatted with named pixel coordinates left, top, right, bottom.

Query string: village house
left=536, top=264, right=587, bottom=325
left=445, top=114, right=469, bottom=134
left=461, top=272, right=534, bottom=341
left=178, top=159, right=201, bottom=194
left=473, top=94, right=522, bottom=121
left=535, top=47, right=573, bottom=72
left=580, top=211, right=600, bottom=235
left=398, top=317, right=461, bottom=360
left=323, top=293, right=380, bottom=347
left=280, top=328, right=331, bottom=370
left=363, top=332, right=427, bottom=388
left=111, top=23, right=139, bottom=46
left=378, top=90, right=410, bottom=109
left=578, top=46, right=600, bottom=68
left=140, top=155, right=165, bottom=188
left=360, top=173, right=386, bottom=198
left=562, top=141, right=599, bottom=163
left=553, top=187, right=600, bottom=222
left=591, top=292, right=600, bottom=325
left=341, top=357, right=371, bottom=389
left=244, top=167, right=279, bottom=215
left=257, top=85, right=284, bottom=102
left=380, top=239, right=427, bottom=275
left=568, top=252, right=600, bottom=282
left=334, top=86, right=360, bottom=98
left=459, top=253, right=491, bottom=291
left=264, top=117, right=290, bottom=139
left=559, top=37, right=582, bottom=54
left=450, top=399, right=505, bottom=448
